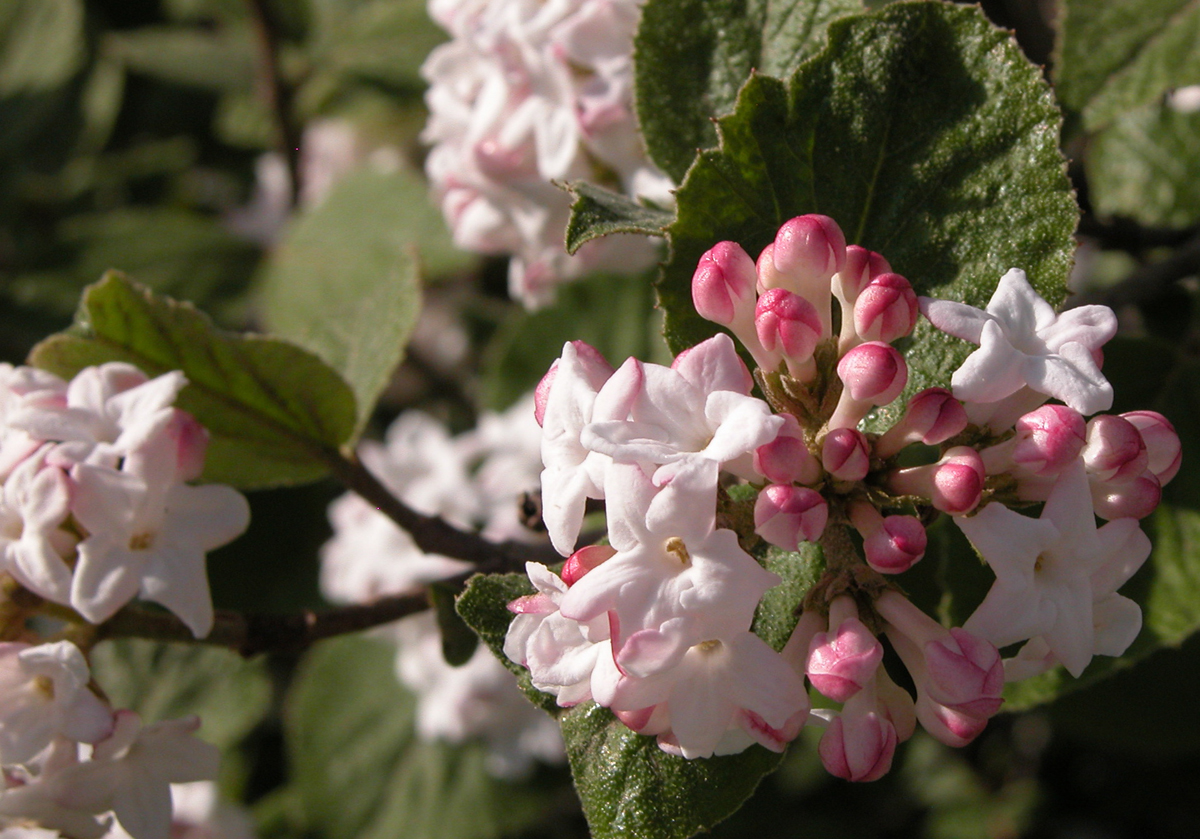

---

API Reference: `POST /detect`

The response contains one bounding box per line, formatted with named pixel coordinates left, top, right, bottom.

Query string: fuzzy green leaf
left=658, top=2, right=1077, bottom=431
left=456, top=571, right=561, bottom=714
left=259, top=169, right=436, bottom=433
left=28, top=272, right=357, bottom=489
left=561, top=702, right=786, bottom=839
left=1053, top=0, right=1200, bottom=132
left=634, top=0, right=862, bottom=181
left=563, top=181, right=674, bottom=254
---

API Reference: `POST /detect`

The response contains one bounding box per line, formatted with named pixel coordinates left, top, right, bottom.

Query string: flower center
left=129, top=531, right=156, bottom=551
left=664, top=537, right=690, bottom=565
left=32, top=676, right=54, bottom=700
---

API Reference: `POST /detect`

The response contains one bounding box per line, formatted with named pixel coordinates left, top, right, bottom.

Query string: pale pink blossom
left=920, top=268, right=1116, bottom=417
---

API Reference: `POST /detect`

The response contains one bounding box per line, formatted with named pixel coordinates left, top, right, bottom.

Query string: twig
left=324, top=449, right=561, bottom=573
left=1069, top=230, right=1200, bottom=309
left=245, top=0, right=303, bottom=202
left=99, top=594, right=432, bottom=657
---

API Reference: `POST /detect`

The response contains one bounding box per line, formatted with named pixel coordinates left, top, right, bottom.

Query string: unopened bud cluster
left=0, top=362, right=249, bottom=836
left=506, top=214, right=1175, bottom=777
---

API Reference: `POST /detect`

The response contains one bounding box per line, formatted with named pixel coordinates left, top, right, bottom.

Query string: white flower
left=35, top=713, right=220, bottom=839
left=69, top=464, right=250, bottom=637
left=558, top=463, right=778, bottom=678
left=606, top=631, right=808, bottom=759
left=503, top=562, right=618, bottom=707
left=421, top=0, right=672, bottom=307
left=582, top=334, right=782, bottom=507
left=0, top=642, right=112, bottom=765
left=920, top=268, right=1117, bottom=416
left=0, top=450, right=75, bottom=605
left=958, top=463, right=1147, bottom=677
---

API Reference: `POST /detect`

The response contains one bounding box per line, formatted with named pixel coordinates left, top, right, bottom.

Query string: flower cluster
left=0, top=362, right=249, bottom=638
left=421, top=0, right=674, bottom=307
left=0, top=361, right=247, bottom=837
left=504, top=214, right=1177, bottom=777
left=321, top=398, right=565, bottom=776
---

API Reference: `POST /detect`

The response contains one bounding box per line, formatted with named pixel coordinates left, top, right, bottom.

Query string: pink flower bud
left=507, top=593, right=557, bottom=615
left=166, top=409, right=209, bottom=483
left=833, top=245, right=891, bottom=306
left=773, top=215, right=847, bottom=287
left=826, top=343, right=908, bottom=430
left=692, top=241, right=758, bottom=326
left=819, top=704, right=897, bottom=782
left=1082, top=415, right=1149, bottom=483
left=1091, top=472, right=1162, bottom=520
left=1010, top=405, right=1087, bottom=476
left=755, top=288, right=823, bottom=379
left=753, top=413, right=821, bottom=485
left=874, top=388, right=967, bottom=458
left=614, top=706, right=657, bottom=733
left=888, top=446, right=984, bottom=515
left=807, top=616, right=885, bottom=702
left=915, top=694, right=988, bottom=747
left=837, top=343, right=908, bottom=403
left=850, top=503, right=927, bottom=574
left=474, top=138, right=535, bottom=179
left=561, top=544, right=617, bottom=585
left=534, top=361, right=558, bottom=427
left=754, top=485, right=828, bottom=550
left=822, top=428, right=871, bottom=481
left=922, top=628, right=1004, bottom=719
left=853, top=273, right=918, bottom=343
left=1122, top=410, right=1182, bottom=485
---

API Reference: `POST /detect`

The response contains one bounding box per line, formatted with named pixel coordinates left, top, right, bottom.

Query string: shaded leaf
left=635, top=0, right=862, bottom=181
left=564, top=181, right=673, bottom=254
left=90, top=638, right=271, bottom=750
left=29, top=272, right=357, bottom=489
left=259, top=169, right=436, bottom=433
left=658, top=2, right=1077, bottom=432
left=286, top=635, right=556, bottom=839
left=1086, top=100, right=1200, bottom=228
left=1053, top=0, right=1200, bottom=132
left=107, top=25, right=256, bottom=92
left=0, top=0, right=84, bottom=95
left=431, top=582, right=479, bottom=667
left=482, top=268, right=667, bottom=410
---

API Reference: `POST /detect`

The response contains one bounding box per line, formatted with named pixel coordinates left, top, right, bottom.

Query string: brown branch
left=245, top=0, right=303, bottom=202
left=324, top=449, right=562, bottom=573
left=98, top=593, right=432, bottom=657
left=1069, top=230, right=1200, bottom=310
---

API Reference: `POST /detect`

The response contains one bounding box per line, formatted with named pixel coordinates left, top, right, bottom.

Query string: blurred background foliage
left=5, top=0, right=1200, bottom=837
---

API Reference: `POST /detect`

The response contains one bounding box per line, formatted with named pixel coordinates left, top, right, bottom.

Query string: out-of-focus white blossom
left=422, top=0, right=674, bottom=307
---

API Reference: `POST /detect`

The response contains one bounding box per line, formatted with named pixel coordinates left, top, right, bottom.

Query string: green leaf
left=28, top=272, right=357, bottom=489
left=89, top=638, right=271, bottom=750
left=456, top=572, right=561, bottom=714
left=752, top=543, right=824, bottom=651
left=0, top=0, right=84, bottom=95
left=658, top=1, right=1078, bottom=430
left=561, top=702, right=786, bottom=839
left=307, top=0, right=446, bottom=91
left=482, top=269, right=668, bottom=411
left=634, top=0, right=862, bottom=181
left=564, top=181, right=674, bottom=255
left=1053, top=0, right=1200, bottom=132
left=1086, top=100, right=1200, bottom=228
left=259, top=169, right=438, bottom=433
left=431, top=582, right=479, bottom=667
left=285, top=635, right=556, bottom=839
left=106, top=25, right=256, bottom=92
